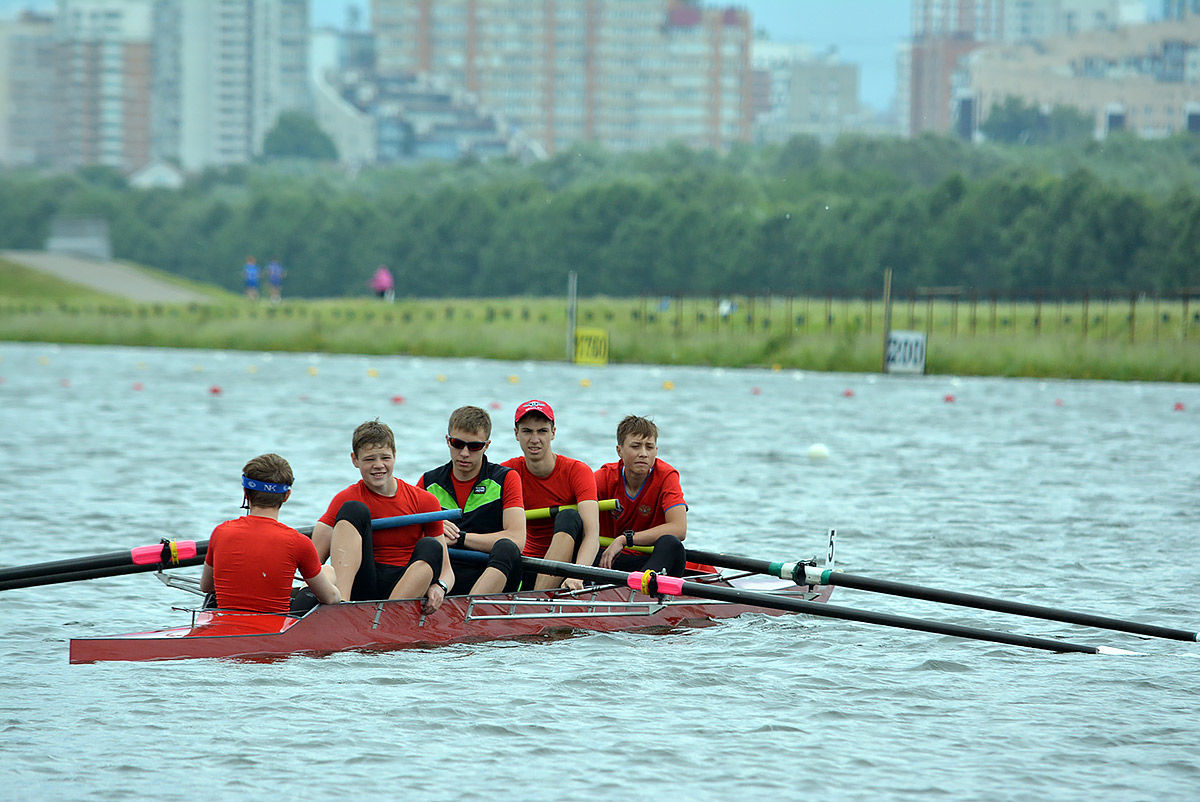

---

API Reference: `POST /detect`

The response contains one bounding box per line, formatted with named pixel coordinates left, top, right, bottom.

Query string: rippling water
left=1, top=342, right=1198, bottom=801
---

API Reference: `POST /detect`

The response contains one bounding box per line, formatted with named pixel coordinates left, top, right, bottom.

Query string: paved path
left=3, top=250, right=211, bottom=304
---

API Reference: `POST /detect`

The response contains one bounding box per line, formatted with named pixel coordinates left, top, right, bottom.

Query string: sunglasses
left=447, top=436, right=489, bottom=452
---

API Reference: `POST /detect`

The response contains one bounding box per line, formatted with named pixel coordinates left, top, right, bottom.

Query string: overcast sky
left=1, top=0, right=912, bottom=111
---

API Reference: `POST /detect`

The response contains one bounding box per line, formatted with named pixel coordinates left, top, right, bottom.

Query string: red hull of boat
left=69, top=580, right=832, bottom=664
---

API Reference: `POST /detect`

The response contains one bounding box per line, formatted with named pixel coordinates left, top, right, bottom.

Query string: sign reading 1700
left=885, top=330, right=926, bottom=374
left=574, top=328, right=609, bottom=365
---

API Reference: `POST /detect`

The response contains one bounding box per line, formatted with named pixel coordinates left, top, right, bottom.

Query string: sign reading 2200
left=885, top=330, right=926, bottom=374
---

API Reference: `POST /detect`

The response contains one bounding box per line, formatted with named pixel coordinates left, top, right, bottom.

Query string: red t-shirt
left=594, top=459, right=687, bottom=548
left=205, top=515, right=322, bottom=614
left=501, top=454, right=597, bottom=558
left=319, top=479, right=442, bottom=566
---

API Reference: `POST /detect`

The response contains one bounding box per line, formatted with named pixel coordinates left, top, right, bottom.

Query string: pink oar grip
left=656, top=575, right=684, bottom=595
left=625, top=573, right=642, bottom=591
left=130, top=541, right=198, bottom=565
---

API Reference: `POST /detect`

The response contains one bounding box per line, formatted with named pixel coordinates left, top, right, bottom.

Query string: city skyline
left=0, top=0, right=912, bottom=112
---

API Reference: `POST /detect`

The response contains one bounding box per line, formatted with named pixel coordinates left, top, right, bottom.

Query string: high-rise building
left=154, top=0, right=310, bottom=171
left=53, top=0, right=154, bottom=172
left=0, top=11, right=56, bottom=166
left=371, top=0, right=752, bottom=155
left=751, top=40, right=864, bottom=144
left=1163, top=0, right=1200, bottom=18
left=906, top=0, right=1143, bottom=136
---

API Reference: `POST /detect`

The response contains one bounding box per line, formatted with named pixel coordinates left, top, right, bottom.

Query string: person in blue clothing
left=242, top=256, right=260, bottom=300
left=266, top=258, right=286, bottom=303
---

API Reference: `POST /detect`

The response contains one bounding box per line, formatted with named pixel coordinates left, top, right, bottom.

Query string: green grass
left=2, top=259, right=1197, bottom=382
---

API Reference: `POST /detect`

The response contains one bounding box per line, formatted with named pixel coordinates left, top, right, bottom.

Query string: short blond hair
left=448, top=405, right=492, bottom=438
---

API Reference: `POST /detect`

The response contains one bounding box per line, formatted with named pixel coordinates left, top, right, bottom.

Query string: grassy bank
left=2, top=258, right=1197, bottom=382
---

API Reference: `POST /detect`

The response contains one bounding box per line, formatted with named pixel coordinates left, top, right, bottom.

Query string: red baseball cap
left=515, top=399, right=554, bottom=424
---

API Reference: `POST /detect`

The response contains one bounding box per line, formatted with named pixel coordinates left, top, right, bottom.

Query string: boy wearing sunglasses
left=503, top=399, right=600, bottom=591
left=311, top=419, right=454, bottom=613
left=594, top=415, right=687, bottom=576
left=418, top=406, right=526, bottom=595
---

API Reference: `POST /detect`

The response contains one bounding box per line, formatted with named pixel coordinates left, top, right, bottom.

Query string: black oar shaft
left=822, top=571, right=1199, bottom=643
left=0, top=558, right=206, bottom=591
left=0, top=549, right=146, bottom=583
left=522, top=557, right=1102, bottom=654
left=684, top=548, right=1199, bottom=643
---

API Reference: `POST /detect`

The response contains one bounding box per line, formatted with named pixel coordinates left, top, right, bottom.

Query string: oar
left=683, top=548, right=1199, bottom=644
left=517, top=555, right=1138, bottom=655
left=0, top=509, right=462, bottom=592
left=525, top=499, right=617, bottom=521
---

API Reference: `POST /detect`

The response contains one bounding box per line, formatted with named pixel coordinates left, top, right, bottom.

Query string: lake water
left=1, top=342, right=1198, bottom=801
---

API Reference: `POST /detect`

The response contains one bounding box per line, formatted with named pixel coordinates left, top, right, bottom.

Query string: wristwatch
left=456, top=530, right=466, bottom=548
left=434, top=578, right=449, bottom=594
left=623, top=530, right=636, bottom=547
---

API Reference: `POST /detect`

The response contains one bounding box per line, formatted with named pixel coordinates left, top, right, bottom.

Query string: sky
left=0, top=0, right=911, bottom=111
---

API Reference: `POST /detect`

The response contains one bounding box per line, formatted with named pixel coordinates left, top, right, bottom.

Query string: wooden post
left=880, top=269, right=893, bottom=374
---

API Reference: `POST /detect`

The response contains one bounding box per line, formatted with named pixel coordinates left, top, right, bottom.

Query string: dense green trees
left=1, top=133, right=1198, bottom=298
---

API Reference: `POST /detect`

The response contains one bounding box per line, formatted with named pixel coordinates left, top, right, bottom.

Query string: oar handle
left=525, top=499, right=617, bottom=521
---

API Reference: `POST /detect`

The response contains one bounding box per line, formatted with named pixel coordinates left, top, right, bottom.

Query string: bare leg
left=329, top=520, right=362, bottom=600
left=535, top=530, right=578, bottom=590
left=469, top=567, right=508, bottom=595
left=312, top=527, right=332, bottom=563
left=388, top=562, right=434, bottom=600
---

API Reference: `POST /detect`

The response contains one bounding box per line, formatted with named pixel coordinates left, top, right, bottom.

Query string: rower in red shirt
left=201, top=453, right=341, bottom=614
left=311, top=419, right=454, bottom=612
left=594, top=415, right=687, bottom=576
left=502, top=399, right=599, bottom=590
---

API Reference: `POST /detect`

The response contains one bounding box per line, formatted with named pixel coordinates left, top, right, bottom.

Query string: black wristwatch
left=434, top=578, right=449, bottom=594
left=623, top=530, right=636, bottom=547
left=456, top=530, right=466, bottom=548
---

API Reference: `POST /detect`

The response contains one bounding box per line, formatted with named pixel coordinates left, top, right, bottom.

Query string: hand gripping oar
left=519, top=556, right=1138, bottom=655
left=682, top=547, right=1198, bottom=644
left=0, top=509, right=462, bottom=592
left=525, top=499, right=617, bottom=521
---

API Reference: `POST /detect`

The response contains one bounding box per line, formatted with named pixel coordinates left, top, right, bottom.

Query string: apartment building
left=751, top=40, right=864, bottom=144
left=965, top=15, right=1200, bottom=138
left=907, top=0, right=1147, bottom=135
left=371, top=0, right=752, bottom=155
left=53, top=0, right=153, bottom=172
left=0, top=11, right=56, bottom=166
left=154, top=0, right=309, bottom=170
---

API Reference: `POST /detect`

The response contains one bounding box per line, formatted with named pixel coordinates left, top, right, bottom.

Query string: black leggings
left=608, top=534, right=686, bottom=577
left=448, top=538, right=523, bottom=594
left=335, top=500, right=444, bottom=600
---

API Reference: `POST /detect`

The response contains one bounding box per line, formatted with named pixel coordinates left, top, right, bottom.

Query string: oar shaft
left=520, top=557, right=1104, bottom=654
left=0, top=557, right=206, bottom=591
left=684, top=548, right=1199, bottom=643
left=816, top=571, right=1200, bottom=643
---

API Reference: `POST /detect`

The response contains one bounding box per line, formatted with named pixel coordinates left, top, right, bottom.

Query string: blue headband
left=242, top=475, right=291, bottom=494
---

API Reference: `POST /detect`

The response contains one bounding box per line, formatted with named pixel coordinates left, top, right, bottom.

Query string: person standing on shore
left=502, top=400, right=600, bottom=591
left=370, top=265, right=395, bottom=302
left=242, top=256, right=260, bottom=300
left=266, top=258, right=286, bottom=303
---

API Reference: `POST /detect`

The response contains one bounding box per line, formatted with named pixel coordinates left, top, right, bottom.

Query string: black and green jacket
left=421, top=456, right=512, bottom=536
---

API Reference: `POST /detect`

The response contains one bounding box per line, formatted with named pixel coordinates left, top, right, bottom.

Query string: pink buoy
left=751, top=387, right=761, bottom=395
left=489, top=401, right=502, bottom=410
left=1054, top=398, right=1063, bottom=406
left=1174, top=402, right=1185, bottom=412
left=132, top=382, right=144, bottom=391
left=841, top=389, right=854, bottom=398
left=60, top=378, right=70, bottom=388
left=391, top=395, right=405, bottom=404
left=209, top=385, right=222, bottom=395
left=943, top=394, right=956, bottom=403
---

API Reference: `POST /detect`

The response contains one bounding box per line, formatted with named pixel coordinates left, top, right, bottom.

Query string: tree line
left=1, top=132, right=1198, bottom=299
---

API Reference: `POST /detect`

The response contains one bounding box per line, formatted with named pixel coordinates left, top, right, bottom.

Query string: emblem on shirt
left=638, top=505, right=652, bottom=516
left=472, top=485, right=486, bottom=494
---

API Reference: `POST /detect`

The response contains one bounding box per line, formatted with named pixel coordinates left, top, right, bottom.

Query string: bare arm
left=459, top=506, right=527, bottom=553
left=305, top=566, right=342, bottom=605
left=575, top=499, right=600, bottom=567
left=599, top=505, right=686, bottom=569
left=200, top=563, right=214, bottom=593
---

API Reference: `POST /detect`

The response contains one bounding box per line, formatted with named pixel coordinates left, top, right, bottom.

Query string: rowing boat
left=68, top=572, right=833, bottom=664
